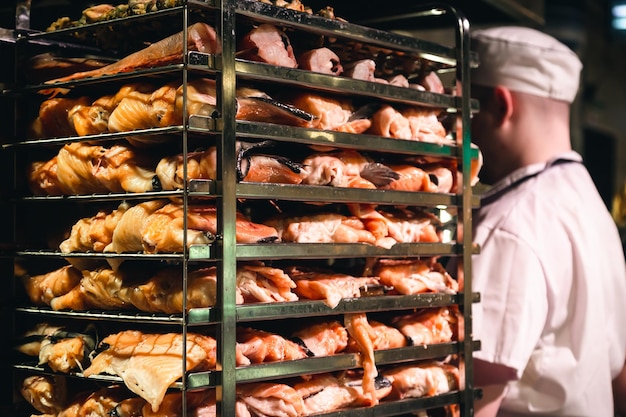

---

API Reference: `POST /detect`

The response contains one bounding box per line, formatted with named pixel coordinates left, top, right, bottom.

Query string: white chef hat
left=471, top=26, right=583, bottom=103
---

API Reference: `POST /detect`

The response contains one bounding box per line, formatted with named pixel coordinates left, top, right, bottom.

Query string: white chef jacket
left=472, top=151, right=626, bottom=416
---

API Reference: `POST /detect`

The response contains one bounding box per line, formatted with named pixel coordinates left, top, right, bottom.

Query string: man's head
left=469, top=26, right=583, bottom=184
left=471, top=26, right=582, bottom=103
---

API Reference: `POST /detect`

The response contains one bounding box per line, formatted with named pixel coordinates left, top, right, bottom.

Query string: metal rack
left=1, top=0, right=479, bottom=415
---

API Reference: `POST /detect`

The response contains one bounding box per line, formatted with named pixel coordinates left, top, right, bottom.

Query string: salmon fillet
left=83, top=331, right=217, bottom=412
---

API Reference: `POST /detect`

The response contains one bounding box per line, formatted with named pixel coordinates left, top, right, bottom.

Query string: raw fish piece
left=382, top=361, right=460, bottom=400
left=142, top=389, right=215, bottom=417
left=238, top=23, right=298, bottom=68
left=28, top=97, right=91, bottom=138
left=15, top=323, right=64, bottom=356
left=291, top=320, right=348, bottom=357
left=156, top=140, right=307, bottom=190
left=345, top=320, right=408, bottom=352
left=176, top=78, right=315, bottom=127
left=391, top=307, right=458, bottom=346
left=298, top=47, right=343, bottom=75
left=60, top=202, right=130, bottom=254
left=236, top=327, right=309, bottom=366
left=19, top=375, right=67, bottom=415
left=47, top=142, right=159, bottom=194
left=267, top=212, right=376, bottom=244
left=293, top=371, right=392, bottom=414
left=349, top=205, right=442, bottom=249
left=288, top=267, right=381, bottom=308
left=290, top=93, right=371, bottom=133
left=383, top=164, right=454, bottom=193
left=237, top=382, right=304, bottom=417
left=302, top=149, right=398, bottom=189
left=343, top=313, right=378, bottom=405
left=139, top=203, right=279, bottom=253
left=28, top=157, right=63, bottom=195
left=373, top=258, right=458, bottom=295
left=22, top=265, right=82, bottom=305
left=45, top=23, right=221, bottom=84
left=83, top=331, right=217, bottom=412
left=67, top=101, right=110, bottom=135
left=119, top=263, right=297, bottom=313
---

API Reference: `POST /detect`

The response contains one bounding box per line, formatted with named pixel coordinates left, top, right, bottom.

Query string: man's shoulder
left=475, top=176, right=560, bottom=225
left=473, top=170, right=588, bottom=246
left=477, top=160, right=599, bottom=217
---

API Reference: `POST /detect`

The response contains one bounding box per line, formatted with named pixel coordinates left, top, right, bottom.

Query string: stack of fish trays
left=2, top=0, right=479, bottom=415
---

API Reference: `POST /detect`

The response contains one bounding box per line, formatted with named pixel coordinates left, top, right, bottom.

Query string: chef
left=468, top=26, right=626, bottom=416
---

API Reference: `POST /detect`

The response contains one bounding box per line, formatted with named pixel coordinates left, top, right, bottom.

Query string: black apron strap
left=479, top=158, right=582, bottom=207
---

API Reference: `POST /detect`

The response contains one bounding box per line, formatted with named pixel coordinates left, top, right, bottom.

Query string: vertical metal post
left=15, top=0, right=31, bottom=31
left=451, top=6, right=476, bottom=416
left=216, top=0, right=238, bottom=415
left=407, top=5, right=476, bottom=413
left=181, top=5, right=190, bottom=415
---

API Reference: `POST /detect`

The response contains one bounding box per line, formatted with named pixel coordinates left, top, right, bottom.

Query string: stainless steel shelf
left=3, top=0, right=478, bottom=415
left=187, top=292, right=479, bottom=325
left=7, top=241, right=472, bottom=263
left=1, top=125, right=186, bottom=149
left=11, top=250, right=186, bottom=262
left=235, top=0, right=472, bottom=67
left=222, top=56, right=479, bottom=112
left=13, top=363, right=471, bottom=415
left=14, top=306, right=185, bottom=325
left=11, top=181, right=478, bottom=207
left=13, top=292, right=479, bottom=327
left=15, top=190, right=184, bottom=203
left=190, top=118, right=479, bottom=159
left=0, top=27, right=16, bottom=43
left=188, top=242, right=468, bottom=261
left=193, top=181, right=477, bottom=207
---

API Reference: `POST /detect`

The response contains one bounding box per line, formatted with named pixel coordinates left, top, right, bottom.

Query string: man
left=468, top=26, right=626, bottom=416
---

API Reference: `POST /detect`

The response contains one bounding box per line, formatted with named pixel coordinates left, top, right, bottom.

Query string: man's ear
left=492, top=85, right=514, bottom=126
